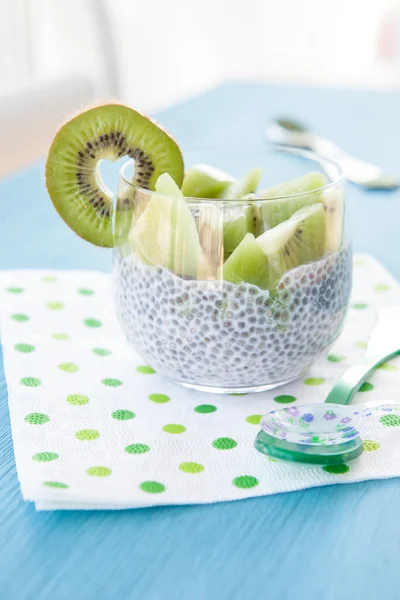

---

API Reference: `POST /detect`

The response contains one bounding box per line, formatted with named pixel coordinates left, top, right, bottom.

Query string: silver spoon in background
left=266, top=117, right=399, bottom=190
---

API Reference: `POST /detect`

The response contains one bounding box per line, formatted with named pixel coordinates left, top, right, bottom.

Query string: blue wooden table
left=1, top=82, right=400, bottom=600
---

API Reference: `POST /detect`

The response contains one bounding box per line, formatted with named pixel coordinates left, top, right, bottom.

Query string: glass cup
left=113, top=147, right=351, bottom=394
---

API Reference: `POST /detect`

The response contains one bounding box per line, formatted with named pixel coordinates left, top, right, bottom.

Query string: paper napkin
left=1, top=254, right=400, bottom=510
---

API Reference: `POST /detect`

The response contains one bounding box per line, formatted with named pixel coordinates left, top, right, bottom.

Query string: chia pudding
left=42, top=101, right=350, bottom=392
left=114, top=245, right=352, bottom=391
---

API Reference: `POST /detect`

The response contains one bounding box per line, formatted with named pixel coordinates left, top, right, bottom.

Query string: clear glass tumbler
left=113, top=147, right=351, bottom=394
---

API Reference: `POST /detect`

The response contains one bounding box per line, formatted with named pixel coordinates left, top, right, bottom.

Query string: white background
left=0, top=0, right=399, bottom=112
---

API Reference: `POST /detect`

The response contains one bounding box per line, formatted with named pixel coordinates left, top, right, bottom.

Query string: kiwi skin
left=45, top=104, right=184, bottom=248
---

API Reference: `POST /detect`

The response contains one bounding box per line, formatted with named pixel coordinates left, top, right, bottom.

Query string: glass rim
left=119, top=146, right=345, bottom=205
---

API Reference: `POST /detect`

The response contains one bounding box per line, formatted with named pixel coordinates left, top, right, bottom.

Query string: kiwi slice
left=197, top=204, right=224, bottom=271
left=220, top=203, right=325, bottom=290
left=130, top=173, right=210, bottom=278
left=321, top=187, right=344, bottom=253
left=181, top=164, right=234, bottom=198
left=218, top=168, right=262, bottom=199
left=220, top=233, right=269, bottom=289
left=258, top=172, right=326, bottom=230
left=223, top=196, right=262, bottom=258
left=46, top=104, right=184, bottom=248
left=258, top=171, right=326, bottom=199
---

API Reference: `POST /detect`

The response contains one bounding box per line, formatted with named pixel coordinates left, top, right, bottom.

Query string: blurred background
left=0, top=0, right=399, bottom=175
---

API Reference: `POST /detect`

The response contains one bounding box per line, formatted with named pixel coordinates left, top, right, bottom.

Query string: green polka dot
left=11, top=313, right=29, bottom=322
left=7, top=287, right=24, bottom=293
left=52, top=333, right=70, bottom=340
left=102, top=378, right=123, bottom=387
left=149, top=393, right=170, bottom=404
left=352, top=303, right=368, bottom=310
left=323, top=464, right=350, bottom=475
left=363, top=440, right=380, bottom=452
left=136, top=365, right=156, bottom=374
left=42, top=276, right=57, bottom=282
left=47, top=302, right=63, bottom=310
left=43, top=481, right=68, bottom=489
left=179, top=462, right=204, bottom=474
left=304, top=377, right=325, bottom=386
left=33, top=452, right=59, bottom=462
left=274, top=394, right=297, bottom=404
left=194, top=404, right=217, bottom=414
left=20, top=377, right=41, bottom=387
left=112, top=409, right=135, bottom=420
left=212, top=437, right=237, bottom=450
left=76, top=429, right=100, bottom=441
left=87, top=466, right=112, bottom=477
left=378, top=362, right=398, bottom=372
left=245, top=414, right=262, bottom=425
left=84, top=318, right=102, bottom=328
left=125, top=443, right=150, bottom=454
left=353, top=258, right=365, bottom=266
left=233, top=475, right=259, bottom=489
left=380, top=414, right=400, bottom=427
left=375, top=284, right=390, bottom=292
left=140, top=481, right=165, bottom=493
left=14, top=343, right=35, bottom=353
left=78, top=288, right=94, bottom=295
left=354, top=341, right=367, bottom=349
left=229, top=392, right=248, bottom=396
left=162, top=424, right=186, bottom=434
left=327, top=354, right=346, bottom=363
left=58, top=362, right=79, bottom=373
left=67, top=394, right=89, bottom=406
left=25, top=413, right=49, bottom=425
left=359, top=382, right=374, bottom=392
left=92, top=348, right=112, bottom=356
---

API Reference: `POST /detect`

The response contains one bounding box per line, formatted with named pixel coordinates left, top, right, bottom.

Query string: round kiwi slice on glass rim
left=46, top=104, right=184, bottom=247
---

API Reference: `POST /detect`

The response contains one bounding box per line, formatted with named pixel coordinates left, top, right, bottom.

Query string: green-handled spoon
left=255, top=349, right=400, bottom=465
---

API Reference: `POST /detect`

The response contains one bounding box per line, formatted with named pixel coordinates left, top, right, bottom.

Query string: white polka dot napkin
left=1, top=254, right=400, bottom=511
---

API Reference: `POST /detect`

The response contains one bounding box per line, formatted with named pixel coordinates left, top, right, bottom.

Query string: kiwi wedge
left=258, top=171, right=326, bottom=200
left=130, top=173, right=210, bottom=278
left=46, top=104, right=184, bottom=247
left=218, top=166, right=263, bottom=257
left=258, top=172, right=343, bottom=253
left=223, top=196, right=262, bottom=258
left=257, top=172, right=326, bottom=230
left=321, top=187, right=344, bottom=253
left=181, top=164, right=234, bottom=198
left=218, top=168, right=262, bottom=199
left=220, top=203, right=325, bottom=290
left=197, top=204, right=224, bottom=271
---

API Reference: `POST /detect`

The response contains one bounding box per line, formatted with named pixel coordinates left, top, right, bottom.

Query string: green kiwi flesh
left=258, top=171, right=326, bottom=199
left=223, top=198, right=262, bottom=258
left=258, top=172, right=326, bottom=230
left=321, top=187, right=344, bottom=253
left=181, top=164, right=234, bottom=198
left=220, top=203, right=325, bottom=290
left=218, top=168, right=262, bottom=199
left=46, top=104, right=184, bottom=247
left=130, top=173, right=210, bottom=278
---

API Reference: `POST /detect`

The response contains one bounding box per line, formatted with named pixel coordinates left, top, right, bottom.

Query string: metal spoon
left=266, top=117, right=399, bottom=190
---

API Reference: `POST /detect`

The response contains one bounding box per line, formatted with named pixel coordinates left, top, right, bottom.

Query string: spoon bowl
left=255, top=347, right=400, bottom=465
left=261, top=404, right=361, bottom=446
left=254, top=428, right=364, bottom=465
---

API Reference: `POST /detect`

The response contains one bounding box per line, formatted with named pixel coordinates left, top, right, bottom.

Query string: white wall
left=0, top=0, right=398, bottom=112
